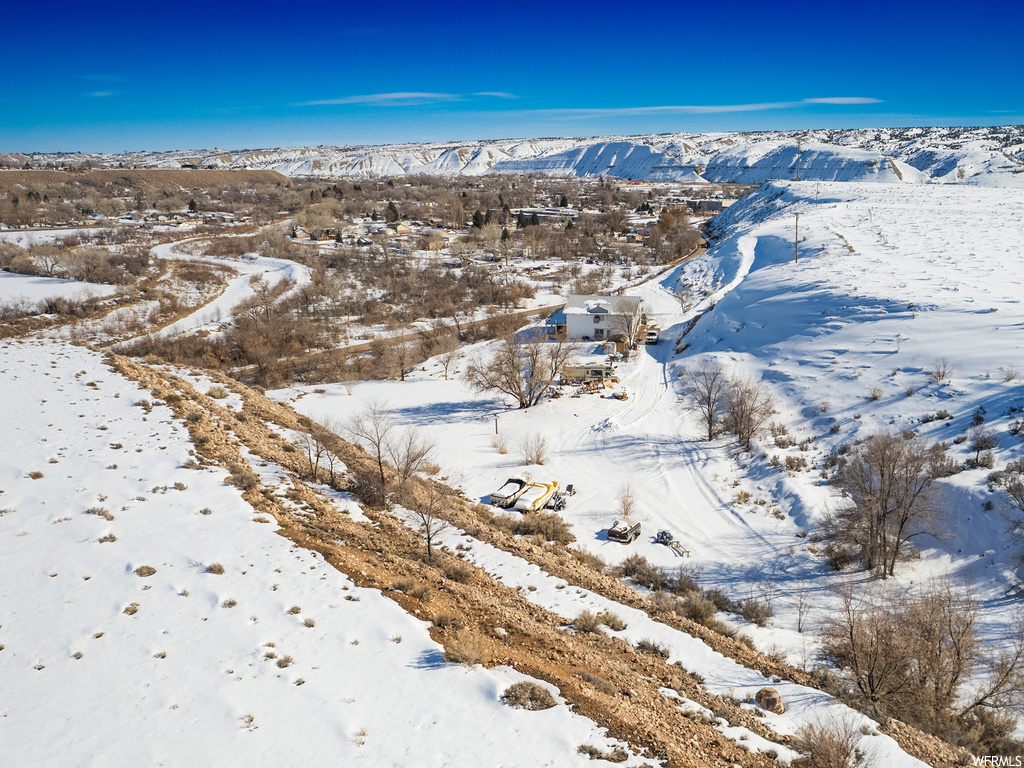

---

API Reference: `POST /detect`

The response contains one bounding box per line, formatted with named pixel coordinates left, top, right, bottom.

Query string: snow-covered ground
left=0, top=271, right=120, bottom=304
left=0, top=339, right=646, bottom=767
left=272, top=180, right=1024, bottom=728
left=144, top=235, right=312, bottom=338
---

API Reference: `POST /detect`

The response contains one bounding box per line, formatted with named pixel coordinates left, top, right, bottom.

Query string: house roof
left=563, top=294, right=642, bottom=316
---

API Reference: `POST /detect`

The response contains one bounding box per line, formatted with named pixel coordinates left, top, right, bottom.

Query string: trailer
left=490, top=478, right=527, bottom=508
left=561, top=364, right=617, bottom=382
left=514, top=481, right=559, bottom=512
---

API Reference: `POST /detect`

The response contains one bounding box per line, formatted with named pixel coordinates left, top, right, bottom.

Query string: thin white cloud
left=521, top=97, right=883, bottom=119
left=300, top=92, right=461, bottom=106
left=300, top=91, right=517, bottom=106
left=90, top=91, right=114, bottom=98
left=803, top=97, right=883, bottom=105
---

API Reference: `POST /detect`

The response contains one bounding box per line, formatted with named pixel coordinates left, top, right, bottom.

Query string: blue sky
left=3, top=0, right=1022, bottom=153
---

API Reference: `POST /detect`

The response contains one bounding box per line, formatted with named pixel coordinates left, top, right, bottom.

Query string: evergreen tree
left=559, top=194, right=568, bottom=207
left=472, top=210, right=485, bottom=228
left=385, top=201, right=400, bottom=223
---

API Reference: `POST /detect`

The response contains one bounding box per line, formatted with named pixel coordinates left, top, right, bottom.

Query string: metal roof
left=563, top=294, right=642, bottom=315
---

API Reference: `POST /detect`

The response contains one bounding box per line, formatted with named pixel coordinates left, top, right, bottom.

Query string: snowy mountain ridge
left=15, top=125, right=1024, bottom=185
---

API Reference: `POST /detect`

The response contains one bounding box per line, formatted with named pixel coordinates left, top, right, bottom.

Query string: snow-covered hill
left=18, top=125, right=1024, bottom=185
left=269, top=179, right=1024, bottom=742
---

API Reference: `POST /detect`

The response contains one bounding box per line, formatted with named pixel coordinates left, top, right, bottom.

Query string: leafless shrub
left=443, top=561, right=473, bottom=584
left=930, top=357, right=954, bottom=383
left=868, top=386, right=882, bottom=401
left=207, top=385, right=228, bottom=399
left=680, top=594, right=718, bottom=626
left=568, top=548, right=605, bottom=571
left=635, top=639, right=670, bottom=658
left=98, top=533, right=117, bottom=543
left=793, top=714, right=872, bottom=768
left=515, top=511, right=575, bottom=543
left=276, top=655, right=293, bottom=668
left=134, top=566, right=156, bottom=577
left=615, top=482, right=639, bottom=520
left=86, top=506, right=114, bottom=521
left=574, top=670, right=617, bottom=696
left=518, top=433, right=549, bottom=465
left=1001, top=366, right=1019, bottom=382
left=445, top=628, right=491, bottom=666
left=501, top=681, right=557, bottom=711
left=206, top=563, right=225, bottom=575
left=614, top=554, right=667, bottom=590
left=574, top=610, right=603, bottom=633
left=597, top=611, right=627, bottom=631
left=577, top=745, right=628, bottom=763
left=222, top=598, right=237, bottom=608
left=490, top=434, right=509, bottom=454
left=432, top=613, right=462, bottom=630
left=227, top=463, right=259, bottom=491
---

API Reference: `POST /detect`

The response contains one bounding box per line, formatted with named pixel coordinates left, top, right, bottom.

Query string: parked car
left=645, top=329, right=660, bottom=345
left=490, top=478, right=527, bottom=508
left=607, top=520, right=642, bottom=543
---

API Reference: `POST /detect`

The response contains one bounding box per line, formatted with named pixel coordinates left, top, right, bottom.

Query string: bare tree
left=608, top=297, right=644, bottom=353
left=725, top=375, right=775, bottom=451
left=684, top=359, right=729, bottom=441
left=616, top=482, right=639, bottom=521
left=827, top=431, right=942, bottom=578
left=990, top=458, right=1024, bottom=564
left=820, top=580, right=1024, bottom=735
left=465, top=336, right=576, bottom=409
left=413, top=483, right=453, bottom=561
left=346, top=401, right=398, bottom=506
left=297, top=430, right=326, bottom=481
left=391, top=333, right=415, bottom=382
left=385, top=427, right=436, bottom=490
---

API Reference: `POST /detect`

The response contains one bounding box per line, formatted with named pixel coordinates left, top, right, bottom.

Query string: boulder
left=755, top=687, right=785, bottom=714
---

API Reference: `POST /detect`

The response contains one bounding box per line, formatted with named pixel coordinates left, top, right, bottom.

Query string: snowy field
left=0, top=271, right=119, bottom=304
left=0, top=339, right=645, bottom=767
left=273, top=181, right=1024, bottom=724
left=144, top=235, right=312, bottom=338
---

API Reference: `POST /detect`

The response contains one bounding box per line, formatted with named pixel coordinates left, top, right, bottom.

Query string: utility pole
left=794, top=212, right=800, bottom=264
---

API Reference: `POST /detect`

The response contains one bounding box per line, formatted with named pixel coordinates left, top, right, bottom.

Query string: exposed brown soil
left=102, top=350, right=961, bottom=768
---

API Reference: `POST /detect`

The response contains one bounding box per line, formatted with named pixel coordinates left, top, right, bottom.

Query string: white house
left=548, top=294, right=644, bottom=342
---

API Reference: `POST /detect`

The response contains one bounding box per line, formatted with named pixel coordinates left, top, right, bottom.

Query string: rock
left=755, top=687, right=785, bottom=714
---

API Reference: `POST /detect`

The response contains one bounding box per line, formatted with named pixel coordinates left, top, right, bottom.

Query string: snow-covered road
left=145, top=233, right=312, bottom=338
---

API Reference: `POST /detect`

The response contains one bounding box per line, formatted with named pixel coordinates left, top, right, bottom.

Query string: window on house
left=594, top=315, right=601, bottom=323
